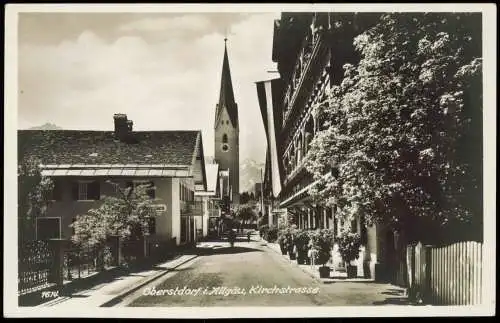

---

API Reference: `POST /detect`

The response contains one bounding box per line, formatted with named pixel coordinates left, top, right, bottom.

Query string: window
left=351, top=219, right=358, bottom=233
left=180, top=183, right=191, bottom=201
left=179, top=183, right=194, bottom=202
left=36, top=217, right=60, bottom=240
left=72, top=181, right=100, bottom=200
left=78, top=182, right=88, bottom=200
left=222, top=134, right=228, bottom=143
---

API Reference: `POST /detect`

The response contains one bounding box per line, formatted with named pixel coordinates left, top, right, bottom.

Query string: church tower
left=214, top=39, right=239, bottom=205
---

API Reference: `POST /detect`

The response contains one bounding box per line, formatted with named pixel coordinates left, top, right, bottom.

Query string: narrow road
left=122, top=234, right=407, bottom=307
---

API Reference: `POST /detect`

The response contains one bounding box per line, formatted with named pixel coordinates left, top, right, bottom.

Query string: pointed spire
left=215, top=38, right=238, bottom=128
left=219, top=39, right=235, bottom=108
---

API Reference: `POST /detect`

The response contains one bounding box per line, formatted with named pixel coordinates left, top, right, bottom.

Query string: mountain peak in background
left=205, top=156, right=264, bottom=193
left=240, top=158, right=265, bottom=193
left=28, top=123, right=62, bottom=130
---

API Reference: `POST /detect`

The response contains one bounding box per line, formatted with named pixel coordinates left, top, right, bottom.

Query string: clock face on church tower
left=221, top=143, right=230, bottom=152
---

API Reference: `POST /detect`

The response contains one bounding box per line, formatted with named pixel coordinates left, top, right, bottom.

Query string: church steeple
left=213, top=37, right=240, bottom=205
left=215, top=39, right=238, bottom=128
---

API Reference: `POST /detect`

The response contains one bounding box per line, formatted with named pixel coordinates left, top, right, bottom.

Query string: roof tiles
left=18, top=130, right=200, bottom=167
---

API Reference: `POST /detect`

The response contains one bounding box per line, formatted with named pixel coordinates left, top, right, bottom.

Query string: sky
left=17, top=12, right=280, bottom=165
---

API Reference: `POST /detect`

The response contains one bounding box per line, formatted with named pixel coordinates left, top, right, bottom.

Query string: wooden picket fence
left=406, top=241, right=483, bottom=305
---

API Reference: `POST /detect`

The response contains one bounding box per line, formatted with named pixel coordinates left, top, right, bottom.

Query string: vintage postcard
left=4, top=3, right=496, bottom=318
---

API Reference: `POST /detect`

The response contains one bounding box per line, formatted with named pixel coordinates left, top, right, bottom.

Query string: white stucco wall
left=170, top=178, right=181, bottom=245
left=43, top=177, right=183, bottom=244
left=202, top=199, right=209, bottom=237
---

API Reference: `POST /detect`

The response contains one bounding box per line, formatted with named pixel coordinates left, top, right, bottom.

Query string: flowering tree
left=305, top=13, right=482, bottom=243
left=18, top=157, right=54, bottom=242
left=71, top=181, right=156, bottom=248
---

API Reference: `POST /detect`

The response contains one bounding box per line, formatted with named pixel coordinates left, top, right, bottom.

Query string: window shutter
left=88, top=181, right=100, bottom=200
left=148, top=181, right=155, bottom=199
left=53, top=180, right=63, bottom=201
left=148, top=217, right=156, bottom=235
left=125, top=181, right=133, bottom=197
left=71, top=182, right=79, bottom=200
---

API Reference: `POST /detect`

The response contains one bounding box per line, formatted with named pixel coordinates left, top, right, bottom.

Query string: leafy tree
left=235, top=202, right=258, bottom=225
left=71, top=181, right=156, bottom=248
left=306, top=13, right=482, bottom=244
left=240, top=191, right=251, bottom=204
left=18, top=157, right=54, bottom=242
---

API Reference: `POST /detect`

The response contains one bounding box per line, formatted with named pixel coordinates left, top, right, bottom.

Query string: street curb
left=34, top=265, right=126, bottom=308
left=99, top=254, right=199, bottom=307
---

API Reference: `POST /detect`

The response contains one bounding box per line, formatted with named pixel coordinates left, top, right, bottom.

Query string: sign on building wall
left=154, top=204, right=167, bottom=215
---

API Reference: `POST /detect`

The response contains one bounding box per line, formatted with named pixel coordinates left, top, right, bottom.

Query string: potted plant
left=309, top=229, right=334, bottom=278
left=287, top=228, right=297, bottom=260
left=277, top=230, right=288, bottom=255
left=294, top=229, right=311, bottom=265
left=336, top=230, right=362, bottom=278
left=267, top=225, right=278, bottom=243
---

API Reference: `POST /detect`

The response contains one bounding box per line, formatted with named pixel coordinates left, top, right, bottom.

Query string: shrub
left=294, top=229, right=311, bottom=254
left=336, top=230, right=362, bottom=264
left=266, top=225, right=278, bottom=242
left=259, top=224, right=269, bottom=237
left=259, top=224, right=279, bottom=242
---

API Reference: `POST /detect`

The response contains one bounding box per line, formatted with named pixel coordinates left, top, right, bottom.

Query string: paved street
left=121, top=234, right=408, bottom=307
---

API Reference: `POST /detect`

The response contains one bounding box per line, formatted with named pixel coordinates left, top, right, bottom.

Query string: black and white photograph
left=4, top=3, right=496, bottom=318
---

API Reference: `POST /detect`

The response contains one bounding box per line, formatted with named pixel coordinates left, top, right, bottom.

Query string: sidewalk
left=39, top=253, right=198, bottom=308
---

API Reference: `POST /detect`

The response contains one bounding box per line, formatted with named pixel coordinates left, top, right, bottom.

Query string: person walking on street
left=228, top=229, right=236, bottom=248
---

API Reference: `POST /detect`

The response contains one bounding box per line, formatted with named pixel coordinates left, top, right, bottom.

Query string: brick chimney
left=113, top=114, right=132, bottom=141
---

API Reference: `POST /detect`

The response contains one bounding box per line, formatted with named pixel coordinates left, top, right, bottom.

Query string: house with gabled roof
left=194, top=162, right=220, bottom=237
left=18, top=114, right=208, bottom=247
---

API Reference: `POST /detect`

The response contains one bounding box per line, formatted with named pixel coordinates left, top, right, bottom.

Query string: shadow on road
left=195, top=245, right=263, bottom=256
left=323, top=279, right=389, bottom=284
left=381, top=290, right=406, bottom=296
left=55, top=255, right=182, bottom=298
